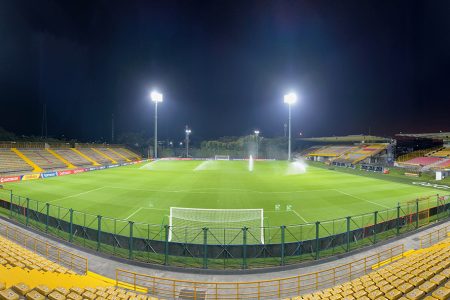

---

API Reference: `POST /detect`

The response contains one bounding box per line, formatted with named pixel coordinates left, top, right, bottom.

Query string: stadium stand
left=401, top=156, right=443, bottom=167
left=0, top=223, right=158, bottom=299
left=113, top=148, right=141, bottom=161
left=307, top=146, right=357, bottom=157
left=431, top=147, right=450, bottom=158
left=74, top=148, right=112, bottom=164
left=435, top=159, right=450, bottom=169
left=0, top=149, right=33, bottom=174
left=334, top=144, right=387, bottom=164
left=397, top=147, right=442, bottom=162
left=98, top=148, right=128, bottom=163
left=53, top=149, right=95, bottom=167
left=286, top=235, right=450, bottom=300
left=18, top=149, right=66, bottom=171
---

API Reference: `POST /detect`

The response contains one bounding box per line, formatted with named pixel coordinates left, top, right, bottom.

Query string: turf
left=1, top=160, right=443, bottom=230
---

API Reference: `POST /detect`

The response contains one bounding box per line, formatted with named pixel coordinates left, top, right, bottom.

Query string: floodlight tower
left=254, top=130, right=260, bottom=159
left=284, top=92, right=297, bottom=161
left=185, top=126, right=191, bottom=157
left=150, top=91, right=163, bottom=159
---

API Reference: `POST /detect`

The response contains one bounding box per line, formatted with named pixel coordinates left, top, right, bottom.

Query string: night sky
left=1, top=1, right=449, bottom=142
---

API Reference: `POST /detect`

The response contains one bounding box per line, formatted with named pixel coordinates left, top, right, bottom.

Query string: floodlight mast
left=254, top=130, right=260, bottom=159
left=284, top=92, right=297, bottom=161
left=150, top=91, right=163, bottom=159
left=185, top=126, right=191, bottom=157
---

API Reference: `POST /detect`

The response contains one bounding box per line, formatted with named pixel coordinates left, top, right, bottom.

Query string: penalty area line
left=292, top=210, right=309, bottom=223
left=46, top=187, right=107, bottom=204
left=334, top=189, right=390, bottom=209
left=125, top=207, right=143, bottom=220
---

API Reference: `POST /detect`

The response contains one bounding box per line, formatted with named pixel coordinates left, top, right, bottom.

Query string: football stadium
left=0, top=2, right=449, bottom=300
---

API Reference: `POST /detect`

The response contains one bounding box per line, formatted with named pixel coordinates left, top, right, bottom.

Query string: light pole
left=284, top=92, right=297, bottom=161
left=254, top=130, right=260, bottom=159
left=185, top=126, right=191, bottom=158
left=150, top=91, right=163, bottom=159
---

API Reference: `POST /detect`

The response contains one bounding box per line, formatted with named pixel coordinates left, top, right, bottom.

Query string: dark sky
left=1, top=0, right=449, bottom=142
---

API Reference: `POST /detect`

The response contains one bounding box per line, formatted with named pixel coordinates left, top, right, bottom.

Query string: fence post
left=242, top=227, right=248, bottom=269
left=9, top=191, right=13, bottom=218
left=129, top=221, right=134, bottom=259
left=416, top=199, right=419, bottom=229
left=26, top=198, right=30, bottom=226
left=203, top=227, right=208, bottom=269
left=97, top=215, right=102, bottom=251
left=45, top=203, right=50, bottom=233
left=281, top=225, right=285, bottom=266
left=164, top=225, right=169, bottom=265
left=346, top=216, right=351, bottom=252
left=315, top=221, right=320, bottom=260
left=69, top=209, right=74, bottom=242
left=396, top=204, right=400, bottom=236
left=436, top=194, right=440, bottom=221
left=373, top=211, right=378, bottom=244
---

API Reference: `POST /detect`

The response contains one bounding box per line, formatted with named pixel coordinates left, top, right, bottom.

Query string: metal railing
left=116, top=244, right=404, bottom=299
left=0, top=189, right=448, bottom=270
left=419, top=224, right=450, bottom=248
left=0, top=221, right=88, bottom=274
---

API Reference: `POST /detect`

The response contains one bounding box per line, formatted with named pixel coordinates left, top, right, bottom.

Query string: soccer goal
left=214, top=155, right=230, bottom=160
left=169, top=207, right=264, bottom=244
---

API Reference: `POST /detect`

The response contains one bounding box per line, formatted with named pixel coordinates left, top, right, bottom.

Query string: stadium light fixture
left=254, top=130, right=260, bottom=159
left=185, top=127, right=192, bottom=157
left=150, top=90, right=163, bottom=159
left=284, top=92, right=298, bottom=161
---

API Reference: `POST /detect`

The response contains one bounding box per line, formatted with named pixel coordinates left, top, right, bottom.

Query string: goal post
left=169, top=207, right=264, bottom=244
left=214, top=155, right=230, bottom=160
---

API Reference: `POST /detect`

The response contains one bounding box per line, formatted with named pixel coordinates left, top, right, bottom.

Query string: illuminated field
left=2, top=160, right=441, bottom=232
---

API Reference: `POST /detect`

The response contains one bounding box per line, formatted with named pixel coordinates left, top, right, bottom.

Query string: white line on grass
left=334, top=189, right=390, bottom=209
left=46, top=187, right=106, bottom=204
left=292, top=210, right=309, bottom=223
left=105, top=186, right=333, bottom=195
left=125, top=207, right=144, bottom=220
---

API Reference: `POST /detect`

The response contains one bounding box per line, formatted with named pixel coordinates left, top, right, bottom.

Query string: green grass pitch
left=2, top=160, right=442, bottom=232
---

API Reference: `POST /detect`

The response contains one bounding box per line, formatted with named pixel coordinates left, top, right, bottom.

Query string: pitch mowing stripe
left=334, top=189, right=390, bottom=209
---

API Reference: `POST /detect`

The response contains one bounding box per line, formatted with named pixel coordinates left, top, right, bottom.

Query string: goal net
left=214, top=155, right=230, bottom=160
left=169, top=207, right=264, bottom=244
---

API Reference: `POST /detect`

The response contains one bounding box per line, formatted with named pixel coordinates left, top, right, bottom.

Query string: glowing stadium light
left=150, top=91, right=163, bottom=103
left=150, top=90, right=163, bottom=158
left=283, top=92, right=297, bottom=105
left=284, top=92, right=298, bottom=161
left=254, top=130, right=260, bottom=158
left=185, top=127, right=192, bottom=157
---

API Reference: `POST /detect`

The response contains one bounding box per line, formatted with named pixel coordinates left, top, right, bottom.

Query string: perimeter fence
left=0, top=189, right=448, bottom=270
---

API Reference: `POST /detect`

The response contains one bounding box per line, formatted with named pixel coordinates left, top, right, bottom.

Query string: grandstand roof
left=396, top=132, right=450, bottom=142
left=300, top=135, right=390, bottom=143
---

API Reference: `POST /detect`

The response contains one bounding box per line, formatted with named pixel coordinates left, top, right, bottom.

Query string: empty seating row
left=308, top=146, right=357, bottom=157
left=335, top=144, right=387, bottom=164
left=112, top=148, right=140, bottom=160
left=53, top=149, right=93, bottom=167
left=431, top=147, right=450, bottom=158
left=0, top=236, right=74, bottom=274
left=0, top=149, right=33, bottom=174
left=288, top=238, right=450, bottom=300
left=402, top=156, right=443, bottom=167
left=76, top=149, right=112, bottom=164
left=0, top=282, right=160, bottom=300
left=19, top=150, right=66, bottom=170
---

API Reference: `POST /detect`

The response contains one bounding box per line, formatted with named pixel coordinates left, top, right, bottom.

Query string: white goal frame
left=214, top=155, right=230, bottom=160
left=169, top=207, right=264, bottom=244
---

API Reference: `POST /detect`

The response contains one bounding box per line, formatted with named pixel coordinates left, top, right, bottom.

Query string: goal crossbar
left=169, top=207, right=264, bottom=244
